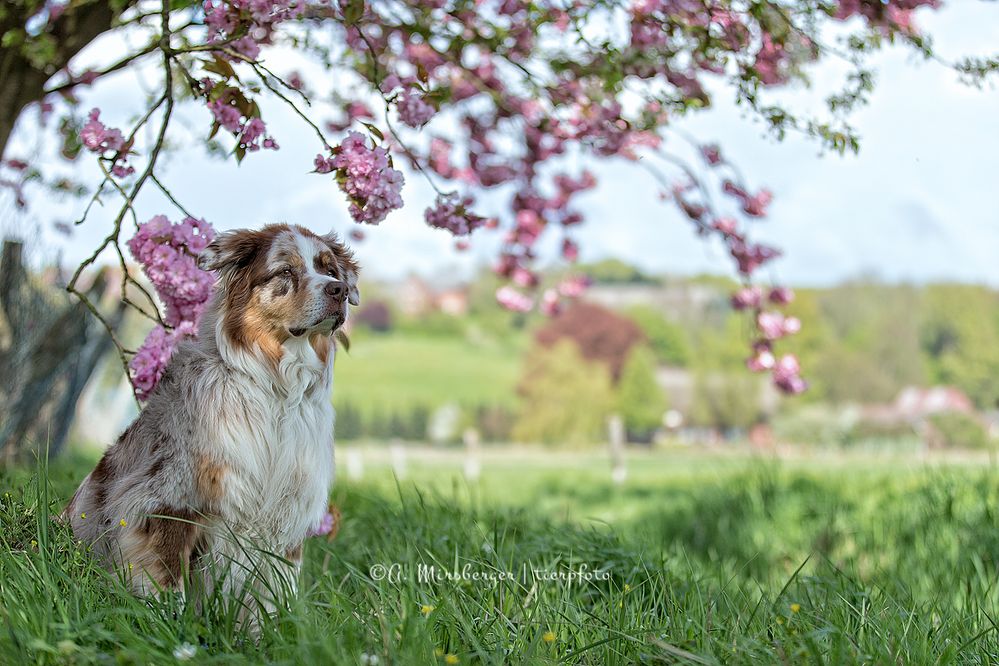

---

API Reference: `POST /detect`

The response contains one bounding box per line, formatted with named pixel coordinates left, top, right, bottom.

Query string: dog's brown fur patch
left=195, top=454, right=227, bottom=507
left=309, top=332, right=332, bottom=365
left=216, top=227, right=285, bottom=366
left=122, top=506, right=200, bottom=590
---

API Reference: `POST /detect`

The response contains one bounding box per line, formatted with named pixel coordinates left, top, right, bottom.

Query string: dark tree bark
left=0, top=243, right=124, bottom=462
left=0, top=1, right=132, bottom=160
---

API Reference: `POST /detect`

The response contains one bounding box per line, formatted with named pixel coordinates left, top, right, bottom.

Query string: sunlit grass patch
left=3, top=455, right=999, bottom=663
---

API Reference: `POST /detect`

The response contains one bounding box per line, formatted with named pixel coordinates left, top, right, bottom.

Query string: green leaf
left=342, top=0, right=365, bottom=25
left=203, top=55, right=236, bottom=81
left=361, top=122, right=383, bottom=142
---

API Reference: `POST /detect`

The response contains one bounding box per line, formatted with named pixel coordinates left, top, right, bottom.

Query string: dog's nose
left=324, top=280, right=347, bottom=301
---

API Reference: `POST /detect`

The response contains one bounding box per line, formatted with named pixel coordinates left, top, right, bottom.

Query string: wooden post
left=344, top=448, right=364, bottom=480
left=389, top=439, right=407, bottom=479
left=463, top=427, right=481, bottom=482
left=608, top=413, right=627, bottom=485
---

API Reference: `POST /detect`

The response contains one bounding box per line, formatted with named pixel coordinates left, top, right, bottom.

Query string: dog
left=62, top=223, right=358, bottom=608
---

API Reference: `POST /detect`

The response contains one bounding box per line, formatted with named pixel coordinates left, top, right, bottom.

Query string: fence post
left=390, top=439, right=407, bottom=479
left=463, top=427, right=481, bottom=482
left=608, top=413, right=627, bottom=485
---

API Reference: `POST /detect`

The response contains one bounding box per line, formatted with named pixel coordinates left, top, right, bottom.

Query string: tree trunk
left=0, top=1, right=132, bottom=161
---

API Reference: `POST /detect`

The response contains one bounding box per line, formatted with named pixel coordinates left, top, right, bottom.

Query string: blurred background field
left=26, top=257, right=996, bottom=459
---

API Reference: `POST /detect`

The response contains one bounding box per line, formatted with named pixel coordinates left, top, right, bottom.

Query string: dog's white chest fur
left=216, top=336, right=335, bottom=548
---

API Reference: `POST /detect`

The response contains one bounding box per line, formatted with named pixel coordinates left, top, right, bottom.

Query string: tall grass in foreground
left=3, top=454, right=999, bottom=664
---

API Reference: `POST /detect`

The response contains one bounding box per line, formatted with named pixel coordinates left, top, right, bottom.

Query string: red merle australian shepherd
left=63, top=223, right=358, bottom=614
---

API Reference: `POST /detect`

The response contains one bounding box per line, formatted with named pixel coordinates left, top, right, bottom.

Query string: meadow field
left=3, top=447, right=999, bottom=664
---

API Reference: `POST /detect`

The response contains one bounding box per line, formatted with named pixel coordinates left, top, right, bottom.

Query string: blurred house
left=864, top=386, right=975, bottom=424
left=391, top=275, right=469, bottom=317
left=855, top=385, right=979, bottom=447
left=585, top=282, right=724, bottom=321
left=396, top=275, right=435, bottom=316
left=437, top=288, right=469, bottom=316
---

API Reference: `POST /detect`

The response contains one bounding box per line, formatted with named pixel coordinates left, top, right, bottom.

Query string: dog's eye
left=281, top=267, right=294, bottom=278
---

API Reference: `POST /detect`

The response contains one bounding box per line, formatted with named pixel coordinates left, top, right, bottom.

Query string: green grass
left=334, top=333, right=525, bottom=414
left=4, top=449, right=999, bottom=664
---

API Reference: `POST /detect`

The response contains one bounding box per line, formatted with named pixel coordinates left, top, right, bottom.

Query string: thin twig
left=151, top=173, right=194, bottom=219
left=67, top=0, right=179, bottom=401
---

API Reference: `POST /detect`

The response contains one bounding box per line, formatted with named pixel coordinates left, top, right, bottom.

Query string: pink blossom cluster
left=211, top=0, right=950, bottom=397
left=127, top=215, right=217, bottom=399
left=540, top=288, right=561, bottom=316
left=0, top=159, right=29, bottom=208
left=307, top=510, right=336, bottom=537
left=732, top=286, right=807, bottom=394
left=205, top=90, right=278, bottom=152
left=424, top=192, right=486, bottom=236
left=324, top=131, right=404, bottom=225
left=396, top=88, right=435, bottom=128
left=495, top=285, right=533, bottom=312
left=754, top=34, right=790, bottom=86
left=204, top=0, right=305, bottom=60
left=833, top=0, right=940, bottom=35
left=731, top=286, right=795, bottom=310
left=701, top=144, right=723, bottom=165
left=723, top=180, right=773, bottom=218
left=79, top=109, right=134, bottom=177
left=746, top=340, right=805, bottom=394
left=757, top=311, right=802, bottom=340
left=128, top=321, right=197, bottom=400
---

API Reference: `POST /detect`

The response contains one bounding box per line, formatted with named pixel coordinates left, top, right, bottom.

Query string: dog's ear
left=199, top=229, right=265, bottom=276
left=321, top=232, right=360, bottom=307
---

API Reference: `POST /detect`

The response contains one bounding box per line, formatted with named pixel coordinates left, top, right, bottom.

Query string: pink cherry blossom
left=746, top=346, right=776, bottom=372
left=424, top=192, right=485, bottom=236
left=496, top=285, right=533, bottom=312
left=396, top=88, right=435, bottom=128
left=127, top=215, right=216, bottom=399
left=768, top=287, right=795, bottom=305
left=701, top=144, right=723, bottom=165
left=773, top=353, right=807, bottom=394
left=127, top=215, right=216, bottom=328
left=756, top=311, right=788, bottom=340
left=129, top=321, right=198, bottom=400
left=331, top=131, right=405, bottom=225
left=540, top=289, right=561, bottom=316
left=561, top=238, right=579, bottom=262
left=557, top=275, right=590, bottom=298
left=307, top=511, right=336, bottom=537
left=79, top=108, right=124, bottom=153
left=731, top=286, right=763, bottom=310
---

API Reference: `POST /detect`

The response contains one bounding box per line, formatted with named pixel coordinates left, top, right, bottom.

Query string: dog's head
left=198, top=224, right=359, bottom=358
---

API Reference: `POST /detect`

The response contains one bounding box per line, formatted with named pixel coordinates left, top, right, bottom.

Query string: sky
left=4, top=2, right=998, bottom=288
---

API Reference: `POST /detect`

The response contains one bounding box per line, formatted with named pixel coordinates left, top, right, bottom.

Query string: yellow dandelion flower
left=128, top=562, right=134, bottom=572
left=421, top=604, right=435, bottom=616
left=434, top=648, right=444, bottom=657
left=444, top=655, right=459, bottom=665
left=790, top=603, right=801, bottom=614
left=542, top=631, right=556, bottom=644
left=80, top=513, right=86, bottom=520
left=119, top=519, right=127, bottom=527
left=623, top=584, right=632, bottom=593
left=30, top=540, right=37, bottom=547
